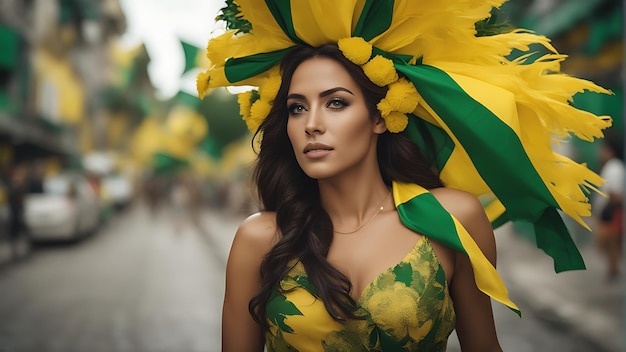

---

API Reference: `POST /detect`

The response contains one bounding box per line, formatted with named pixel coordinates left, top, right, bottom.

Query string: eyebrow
left=287, top=87, right=354, bottom=101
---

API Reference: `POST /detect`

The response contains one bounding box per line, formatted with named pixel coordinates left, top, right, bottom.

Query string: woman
left=593, top=131, right=624, bottom=280
left=224, top=45, right=499, bottom=351
left=200, top=1, right=612, bottom=350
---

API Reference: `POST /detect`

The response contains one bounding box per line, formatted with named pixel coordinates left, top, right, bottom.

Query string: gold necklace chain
left=333, top=191, right=391, bottom=235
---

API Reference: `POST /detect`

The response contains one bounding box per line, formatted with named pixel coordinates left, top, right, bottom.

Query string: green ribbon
left=263, top=0, right=306, bottom=45
left=396, top=63, right=585, bottom=271
left=404, top=117, right=454, bottom=176
left=224, top=47, right=294, bottom=83
left=353, top=0, right=395, bottom=40
left=536, top=209, right=585, bottom=271
left=396, top=190, right=466, bottom=256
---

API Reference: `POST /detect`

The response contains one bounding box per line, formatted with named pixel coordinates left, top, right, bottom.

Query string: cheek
left=343, top=116, right=374, bottom=141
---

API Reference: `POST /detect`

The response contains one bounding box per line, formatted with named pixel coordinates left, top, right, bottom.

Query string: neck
left=318, top=176, right=392, bottom=230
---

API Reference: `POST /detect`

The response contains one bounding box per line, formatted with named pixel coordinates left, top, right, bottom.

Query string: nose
left=305, top=107, right=324, bottom=135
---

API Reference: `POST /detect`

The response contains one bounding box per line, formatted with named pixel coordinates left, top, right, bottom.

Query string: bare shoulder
left=429, top=187, right=494, bottom=250
left=430, top=187, right=485, bottom=220
left=226, top=211, right=279, bottom=283
left=234, top=211, right=279, bottom=252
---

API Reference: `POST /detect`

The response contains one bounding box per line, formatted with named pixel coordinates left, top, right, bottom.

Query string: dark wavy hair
left=249, top=44, right=443, bottom=330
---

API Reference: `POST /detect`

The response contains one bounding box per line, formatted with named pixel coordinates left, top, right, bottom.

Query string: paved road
left=0, top=206, right=225, bottom=352
left=0, top=205, right=619, bottom=351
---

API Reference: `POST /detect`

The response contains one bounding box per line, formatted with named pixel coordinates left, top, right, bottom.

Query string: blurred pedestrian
left=6, top=164, right=27, bottom=260
left=169, top=177, right=190, bottom=235
left=26, top=161, right=45, bottom=194
left=593, top=130, right=624, bottom=280
left=145, top=176, right=164, bottom=216
left=186, top=176, right=207, bottom=235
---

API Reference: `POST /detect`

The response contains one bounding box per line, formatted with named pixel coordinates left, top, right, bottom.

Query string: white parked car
left=24, top=173, right=101, bottom=241
left=101, top=173, right=134, bottom=212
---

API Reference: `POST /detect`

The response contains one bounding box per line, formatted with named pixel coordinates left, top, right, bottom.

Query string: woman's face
left=286, top=57, right=386, bottom=180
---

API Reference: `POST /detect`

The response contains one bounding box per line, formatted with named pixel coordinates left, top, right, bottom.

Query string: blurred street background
left=0, top=0, right=623, bottom=351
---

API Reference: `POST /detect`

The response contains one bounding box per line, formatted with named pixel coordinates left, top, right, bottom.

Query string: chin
left=299, top=166, right=338, bottom=180
left=302, top=170, right=332, bottom=180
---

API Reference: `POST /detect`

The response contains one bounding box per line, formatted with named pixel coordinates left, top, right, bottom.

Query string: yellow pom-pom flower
left=247, top=98, right=272, bottom=132
left=383, top=111, right=409, bottom=133
left=259, top=74, right=282, bottom=101
left=245, top=115, right=264, bottom=133
left=338, top=37, right=372, bottom=65
left=386, top=78, right=420, bottom=113
left=237, top=91, right=253, bottom=120
left=250, top=98, right=272, bottom=121
left=362, top=55, right=398, bottom=87
left=376, top=98, right=393, bottom=117
left=196, top=70, right=211, bottom=99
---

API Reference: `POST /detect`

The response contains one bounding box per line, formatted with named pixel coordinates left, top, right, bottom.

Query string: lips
left=303, top=142, right=333, bottom=154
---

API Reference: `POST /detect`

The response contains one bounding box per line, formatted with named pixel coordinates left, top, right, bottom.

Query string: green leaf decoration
left=392, top=261, right=413, bottom=288
left=293, top=274, right=319, bottom=297
left=267, top=329, right=299, bottom=352
left=266, top=290, right=303, bottom=334
left=372, top=325, right=410, bottom=351
left=216, top=0, right=252, bottom=34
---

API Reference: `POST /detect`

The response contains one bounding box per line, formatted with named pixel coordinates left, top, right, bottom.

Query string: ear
left=373, top=115, right=387, bottom=134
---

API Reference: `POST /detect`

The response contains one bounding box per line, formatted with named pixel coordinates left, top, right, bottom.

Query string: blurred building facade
left=0, top=0, right=129, bottom=173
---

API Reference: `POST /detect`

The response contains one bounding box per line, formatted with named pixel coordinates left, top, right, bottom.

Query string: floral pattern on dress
left=265, top=237, right=455, bottom=351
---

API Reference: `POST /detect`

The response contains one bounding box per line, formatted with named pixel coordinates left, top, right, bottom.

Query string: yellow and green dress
left=265, top=236, right=455, bottom=351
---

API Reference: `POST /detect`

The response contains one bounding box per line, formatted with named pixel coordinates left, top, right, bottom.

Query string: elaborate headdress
left=198, top=0, right=612, bottom=314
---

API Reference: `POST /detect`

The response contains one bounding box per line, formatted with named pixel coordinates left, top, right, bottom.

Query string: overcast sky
left=118, top=0, right=224, bottom=99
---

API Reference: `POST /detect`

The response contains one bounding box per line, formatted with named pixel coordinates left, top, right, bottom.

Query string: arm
left=433, top=189, right=502, bottom=352
left=222, top=212, right=277, bottom=352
